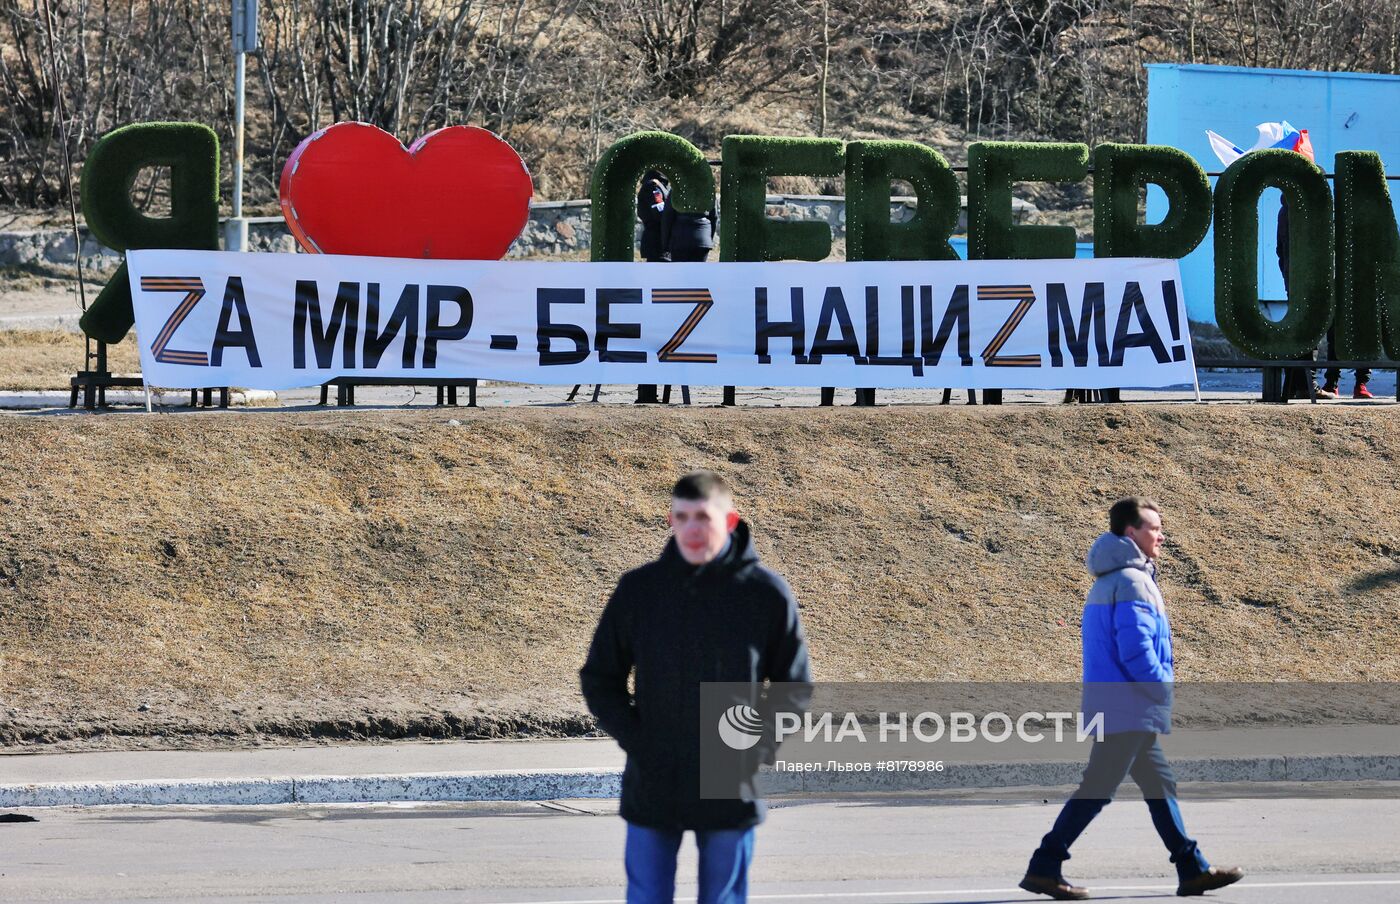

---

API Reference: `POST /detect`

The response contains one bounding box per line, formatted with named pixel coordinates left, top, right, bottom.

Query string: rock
left=43, top=234, right=78, bottom=263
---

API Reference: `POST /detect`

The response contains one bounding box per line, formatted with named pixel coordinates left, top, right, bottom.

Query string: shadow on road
left=86, top=801, right=567, bottom=826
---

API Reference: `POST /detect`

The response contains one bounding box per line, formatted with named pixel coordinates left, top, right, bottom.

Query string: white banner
left=126, top=250, right=1197, bottom=391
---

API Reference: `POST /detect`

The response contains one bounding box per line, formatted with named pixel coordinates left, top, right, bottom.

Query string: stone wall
left=0, top=195, right=1035, bottom=267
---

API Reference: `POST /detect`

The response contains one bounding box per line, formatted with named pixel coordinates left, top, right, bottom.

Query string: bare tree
left=5, top=0, right=1400, bottom=210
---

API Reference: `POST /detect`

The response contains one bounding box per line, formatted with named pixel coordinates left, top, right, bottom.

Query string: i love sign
left=278, top=122, right=533, bottom=260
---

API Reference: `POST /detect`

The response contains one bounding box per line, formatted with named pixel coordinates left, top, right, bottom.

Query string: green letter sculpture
left=589, top=131, right=715, bottom=263
left=1213, top=149, right=1333, bottom=359
left=966, top=141, right=1088, bottom=260
left=79, top=122, right=220, bottom=343
left=719, top=136, right=844, bottom=262
left=845, top=140, right=960, bottom=262
left=1334, top=151, right=1400, bottom=360
left=1092, top=144, right=1211, bottom=260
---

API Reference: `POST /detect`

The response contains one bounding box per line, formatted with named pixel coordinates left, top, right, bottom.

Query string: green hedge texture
left=1334, top=151, right=1400, bottom=360
left=719, top=136, right=844, bottom=262
left=1092, top=143, right=1211, bottom=259
left=1214, top=148, right=1333, bottom=359
left=79, top=122, right=220, bottom=343
left=845, top=140, right=959, bottom=262
left=589, top=131, right=715, bottom=263
left=966, top=141, right=1088, bottom=260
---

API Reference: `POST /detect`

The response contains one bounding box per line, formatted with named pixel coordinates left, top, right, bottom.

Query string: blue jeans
left=625, top=823, right=754, bottom=904
left=1029, top=731, right=1210, bottom=881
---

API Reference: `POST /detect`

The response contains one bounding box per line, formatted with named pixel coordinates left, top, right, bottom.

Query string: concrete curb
left=0, top=768, right=621, bottom=808
left=0, top=389, right=278, bottom=409
left=3, top=755, right=1398, bottom=808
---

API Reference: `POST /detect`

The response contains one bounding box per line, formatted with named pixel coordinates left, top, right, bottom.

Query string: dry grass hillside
left=0, top=331, right=140, bottom=391
left=1, top=405, right=1398, bottom=750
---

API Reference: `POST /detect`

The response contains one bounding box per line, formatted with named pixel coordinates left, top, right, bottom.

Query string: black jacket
left=637, top=173, right=670, bottom=262
left=580, top=521, right=812, bottom=830
left=662, top=203, right=717, bottom=255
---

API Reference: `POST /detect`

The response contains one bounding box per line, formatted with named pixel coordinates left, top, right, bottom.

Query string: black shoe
left=1019, top=872, right=1090, bottom=900
left=1176, top=866, right=1244, bottom=896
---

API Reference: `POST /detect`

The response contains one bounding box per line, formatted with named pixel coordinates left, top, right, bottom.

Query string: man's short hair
left=672, top=470, right=733, bottom=506
left=1109, top=496, right=1161, bottom=536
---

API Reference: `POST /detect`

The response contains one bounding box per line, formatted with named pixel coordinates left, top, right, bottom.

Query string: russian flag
left=1205, top=121, right=1314, bottom=166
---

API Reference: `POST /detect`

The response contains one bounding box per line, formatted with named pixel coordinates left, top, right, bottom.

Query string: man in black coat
left=637, top=170, right=671, bottom=264
left=581, top=471, right=812, bottom=904
left=634, top=170, right=671, bottom=405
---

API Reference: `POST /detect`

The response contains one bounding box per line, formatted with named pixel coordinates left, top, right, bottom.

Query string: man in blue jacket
left=1019, top=498, right=1244, bottom=900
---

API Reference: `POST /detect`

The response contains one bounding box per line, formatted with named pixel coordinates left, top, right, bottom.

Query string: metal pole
left=226, top=0, right=254, bottom=252
left=1188, top=320, right=1203, bottom=402
left=233, top=50, right=246, bottom=221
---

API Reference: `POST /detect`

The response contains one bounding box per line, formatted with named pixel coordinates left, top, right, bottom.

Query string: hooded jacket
left=1080, top=532, right=1175, bottom=735
left=580, top=520, right=812, bottom=830
left=637, top=172, right=670, bottom=262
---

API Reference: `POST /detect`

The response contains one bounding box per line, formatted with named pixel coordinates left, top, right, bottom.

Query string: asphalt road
left=3, top=795, right=1398, bottom=903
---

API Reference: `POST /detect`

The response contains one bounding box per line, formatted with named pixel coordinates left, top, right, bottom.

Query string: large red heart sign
left=278, top=122, right=533, bottom=260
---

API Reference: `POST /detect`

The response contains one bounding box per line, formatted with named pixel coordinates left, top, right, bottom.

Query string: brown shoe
left=1176, top=866, right=1244, bottom=896
left=1019, top=872, right=1090, bottom=899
